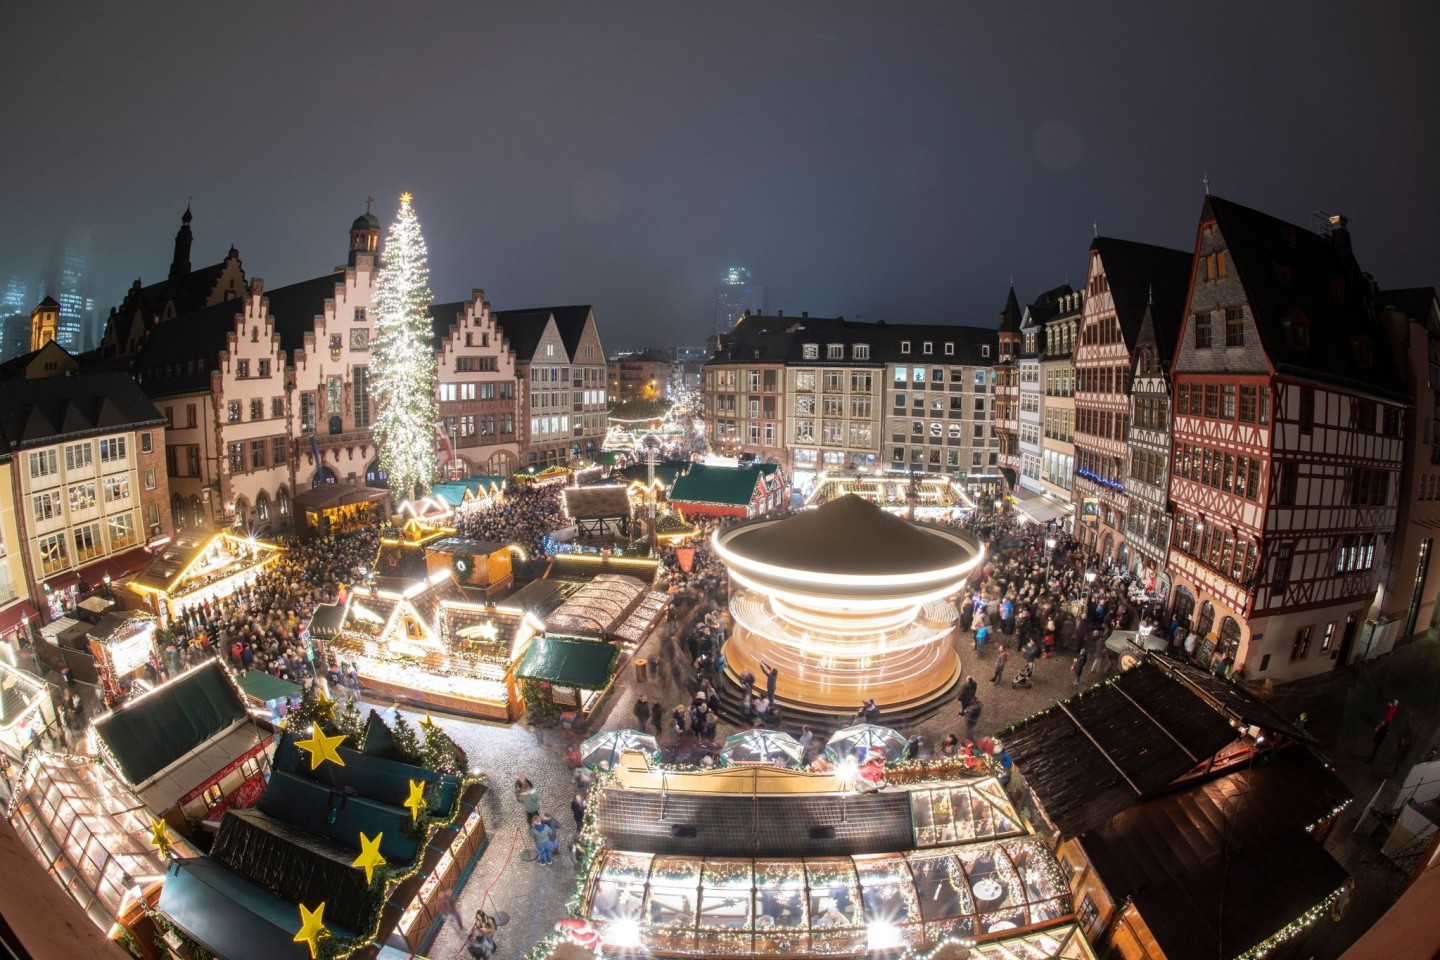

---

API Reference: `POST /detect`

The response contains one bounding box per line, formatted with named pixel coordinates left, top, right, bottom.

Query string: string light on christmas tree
left=371, top=191, right=439, bottom=502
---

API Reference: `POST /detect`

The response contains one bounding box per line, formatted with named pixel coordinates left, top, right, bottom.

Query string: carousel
left=124, top=532, right=285, bottom=623
left=713, top=494, right=984, bottom=715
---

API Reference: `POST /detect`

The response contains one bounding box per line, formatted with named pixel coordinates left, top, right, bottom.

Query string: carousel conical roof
left=719, top=493, right=975, bottom=578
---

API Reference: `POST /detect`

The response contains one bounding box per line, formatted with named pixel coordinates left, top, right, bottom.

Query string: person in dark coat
left=633, top=694, right=650, bottom=732
left=956, top=676, right=978, bottom=711
left=963, top=700, right=983, bottom=740
left=649, top=699, right=664, bottom=735
left=990, top=646, right=1010, bottom=684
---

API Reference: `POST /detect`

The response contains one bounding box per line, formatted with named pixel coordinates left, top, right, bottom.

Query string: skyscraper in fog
left=714, top=266, right=765, bottom=337
left=0, top=276, right=28, bottom=361
left=41, top=235, right=94, bottom=352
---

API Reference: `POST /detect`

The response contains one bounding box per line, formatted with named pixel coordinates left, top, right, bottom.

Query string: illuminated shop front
left=714, top=494, right=983, bottom=713
left=803, top=471, right=976, bottom=520
left=0, top=659, right=59, bottom=761
left=124, top=532, right=285, bottom=622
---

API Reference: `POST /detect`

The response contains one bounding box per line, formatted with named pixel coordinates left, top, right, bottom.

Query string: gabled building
left=98, top=206, right=247, bottom=360
left=1039, top=290, right=1082, bottom=505
left=880, top=323, right=997, bottom=482
left=1370, top=287, right=1440, bottom=653
left=1124, top=273, right=1191, bottom=594
left=607, top=348, right=675, bottom=402
left=703, top=313, right=803, bottom=470
left=492, top=305, right=609, bottom=468
left=1165, top=197, right=1406, bottom=680
left=1018, top=285, right=1072, bottom=493
left=1072, top=237, right=1191, bottom=566
left=993, top=288, right=1023, bottom=487
left=0, top=365, right=171, bottom=623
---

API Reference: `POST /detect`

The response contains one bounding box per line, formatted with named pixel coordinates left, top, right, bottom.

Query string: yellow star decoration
left=350, top=831, right=387, bottom=884
left=404, top=779, right=427, bottom=821
left=149, top=815, right=173, bottom=855
left=314, top=692, right=338, bottom=721
left=399, top=191, right=413, bottom=206
left=294, top=728, right=347, bottom=770
left=419, top=712, right=439, bottom=734
left=293, top=902, right=331, bottom=959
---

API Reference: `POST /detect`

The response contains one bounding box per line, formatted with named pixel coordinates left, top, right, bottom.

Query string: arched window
left=255, top=492, right=270, bottom=522
left=1219, top=616, right=1242, bottom=655
left=190, top=496, right=204, bottom=528
left=232, top=496, right=249, bottom=528
left=1172, top=586, right=1195, bottom=625
left=1196, top=601, right=1215, bottom=638
left=172, top=494, right=186, bottom=529
left=276, top=486, right=290, bottom=517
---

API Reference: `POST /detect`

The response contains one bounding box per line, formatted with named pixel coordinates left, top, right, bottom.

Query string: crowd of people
left=455, top=484, right=569, bottom=559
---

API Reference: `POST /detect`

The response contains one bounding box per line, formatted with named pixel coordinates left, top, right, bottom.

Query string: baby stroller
left=1011, top=662, right=1034, bottom=689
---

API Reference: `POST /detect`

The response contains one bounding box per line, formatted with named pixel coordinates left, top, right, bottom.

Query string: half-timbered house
left=1072, top=238, right=1191, bottom=567
left=1166, top=196, right=1407, bottom=681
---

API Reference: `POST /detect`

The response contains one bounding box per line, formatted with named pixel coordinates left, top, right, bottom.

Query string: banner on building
left=1080, top=498, right=1100, bottom=524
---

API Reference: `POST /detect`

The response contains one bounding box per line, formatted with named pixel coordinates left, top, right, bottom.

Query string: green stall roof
left=517, top=637, right=619, bottom=690
left=236, top=671, right=302, bottom=705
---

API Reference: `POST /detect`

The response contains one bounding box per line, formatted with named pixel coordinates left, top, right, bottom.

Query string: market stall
left=87, top=612, right=161, bottom=706
left=6, top=752, right=199, bottom=935
left=516, top=636, right=620, bottom=725
left=545, top=573, right=669, bottom=647
left=581, top=835, right=1072, bottom=955
left=0, top=659, right=59, bottom=761
left=125, top=532, right=285, bottom=623
left=292, top=482, right=391, bottom=539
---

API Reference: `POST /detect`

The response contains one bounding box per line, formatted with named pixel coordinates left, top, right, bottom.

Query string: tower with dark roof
left=29, top=296, right=59, bottom=353
left=170, top=206, right=193, bottom=281
left=349, top=202, right=381, bottom=267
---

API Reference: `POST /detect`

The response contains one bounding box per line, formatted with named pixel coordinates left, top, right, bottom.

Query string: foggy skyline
left=3, top=3, right=1438, bottom=348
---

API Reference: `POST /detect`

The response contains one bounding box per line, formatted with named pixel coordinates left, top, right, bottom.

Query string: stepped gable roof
left=1206, top=194, right=1407, bottom=402
left=491, top=307, right=553, bottom=362
left=996, top=660, right=1239, bottom=837
left=428, top=299, right=465, bottom=348
left=0, top=370, right=165, bottom=452
left=1092, top=236, right=1192, bottom=351
left=999, top=285, right=1022, bottom=333
left=670, top=462, right=764, bottom=508
left=721, top=492, right=973, bottom=577
left=1377, top=286, right=1438, bottom=324
left=133, top=272, right=338, bottom=395
left=1078, top=747, right=1350, bottom=960
left=115, top=259, right=232, bottom=325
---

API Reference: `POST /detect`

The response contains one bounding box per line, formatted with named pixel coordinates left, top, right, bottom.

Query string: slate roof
left=563, top=484, right=632, bottom=520
left=1079, top=747, right=1350, bottom=960
left=490, top=307, right=553, bottom=362
left=0, top=370, right=166, bottom=452
left=428, top=299, right=468, bottom=349
left=996, top=660, right=1240, bottom=837
left=1377, top=287, right=1438, bottom=325
left=1206, top=195, right=1407, bottom=403
left=113, top=259, right=233, bottom=328
left=1092, top=236, right=1193, bottom=352
left=999, top=286, right=1022, bottom=333
left=669, top=462, right=764, bottom=507
left=1023, top=284, right=1074, bottom=330
left=707, top=313, right=996, bottom=368
left=133, top=272, right=339, bottom=397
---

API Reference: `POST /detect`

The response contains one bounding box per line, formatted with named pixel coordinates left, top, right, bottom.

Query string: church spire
left=169, top=203, right=193, bottom=281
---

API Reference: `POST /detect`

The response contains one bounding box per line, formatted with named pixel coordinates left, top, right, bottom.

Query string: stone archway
left=1171, top=585, right=1195, bottom=626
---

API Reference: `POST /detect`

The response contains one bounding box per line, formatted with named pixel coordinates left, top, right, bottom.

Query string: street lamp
left=1044, top=537, right=1057, bottom=587
left=102, top=574, right=113, bottom=600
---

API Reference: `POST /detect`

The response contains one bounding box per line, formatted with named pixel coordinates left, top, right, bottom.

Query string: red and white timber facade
left=1165, top=196, right=1405, bottom=682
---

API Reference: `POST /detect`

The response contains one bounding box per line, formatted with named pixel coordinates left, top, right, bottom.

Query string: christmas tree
left=371, top=192, right=439, bottom=502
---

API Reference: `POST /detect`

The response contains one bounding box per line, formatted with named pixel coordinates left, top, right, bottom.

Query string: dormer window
left=944, top=342, right=955, bottom=356
left=853, top=344, right=870, bottom=360
left=901, top=341, right=911, bottom=355
left=923, top=342, right=933, bottom=355
left=980, top=345, right=991, bottom=358
left=1353, top=335, right=1372, bottom=369
left=826, top=344, right=844, bottom=360
left=802, top=343, right=819, bottom=360
left=1284, top=311, right=1311, bottom=350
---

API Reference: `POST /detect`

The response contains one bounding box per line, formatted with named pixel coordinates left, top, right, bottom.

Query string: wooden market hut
left=92, top=660, right=276, bottom=827
left=124, top=532, right=285, bottom=621
left=997, top=654, right=1351, bottom=960
left=669, top=463, right=786, bottom=519
left=292, top=482, right=390, bottom=539
left=562, top=484, right=634, bottom=541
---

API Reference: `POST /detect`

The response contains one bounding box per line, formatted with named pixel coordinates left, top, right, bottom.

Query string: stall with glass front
left=909, top=778, right=1023, bottom=847
left=582, top=836, right=1072, bottom=956
left=125, top=532, right=285, bottom=622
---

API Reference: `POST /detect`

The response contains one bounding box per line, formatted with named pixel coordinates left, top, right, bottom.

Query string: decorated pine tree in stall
left=370, top=192, right=439, bottom=503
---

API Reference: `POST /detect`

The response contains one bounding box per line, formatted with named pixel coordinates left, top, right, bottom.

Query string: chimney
left=777, top=309, right=783, bottom=317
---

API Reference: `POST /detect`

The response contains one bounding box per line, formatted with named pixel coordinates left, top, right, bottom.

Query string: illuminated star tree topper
left=371, top=192, right=439, bottom=502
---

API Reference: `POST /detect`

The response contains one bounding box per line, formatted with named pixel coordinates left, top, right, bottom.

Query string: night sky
left=4, top=3, right=1438, bottom=348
